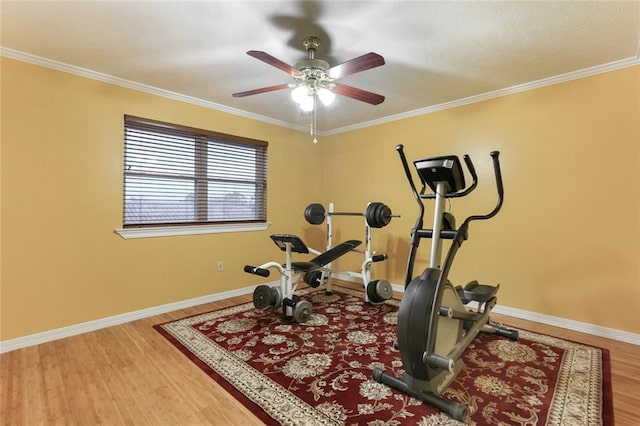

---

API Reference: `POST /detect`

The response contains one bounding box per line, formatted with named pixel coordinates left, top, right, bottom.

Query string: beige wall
left=0, top=58, right=321, bottom=340
left=320, top=66, right=640, bottom=334
left=1, top=57, right=638, bottom=341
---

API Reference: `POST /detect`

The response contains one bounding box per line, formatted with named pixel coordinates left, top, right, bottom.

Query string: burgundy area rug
left=155, top=286, right=612, bottom=425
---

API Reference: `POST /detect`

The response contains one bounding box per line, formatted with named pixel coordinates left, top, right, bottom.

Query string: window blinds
left=123, top=115, right=268, bottom=227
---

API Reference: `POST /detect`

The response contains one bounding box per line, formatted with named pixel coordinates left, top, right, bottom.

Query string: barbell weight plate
left=375, top=202, right=386, bottom=228
left=304, top=270, right=324, bottom=288
left=366, top=280, right=383, bottom=303
left=378, top=204, right=392, bottom=228
left=253, top=285, right=276, bottom=310
left=375, top=279, right=393, bottom=301
left=292, top=300, right=313, bottom=323
left=304, top=203, right=326, bottom=225
left=366, top=202, right=393, bottom=228
left=365, top=202, right=380, bottom=228
left=367, top=279, right=393, bottom=303
left=270, top=287, right=282, bottom=308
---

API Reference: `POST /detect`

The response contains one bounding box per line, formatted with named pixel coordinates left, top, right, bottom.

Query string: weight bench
left=290, top=240, right=361, bottom=271
left=244, top=234, right=362, bottom=322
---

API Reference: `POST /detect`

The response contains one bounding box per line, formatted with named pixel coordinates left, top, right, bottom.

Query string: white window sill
left=115, top=222, right=271, bottom=239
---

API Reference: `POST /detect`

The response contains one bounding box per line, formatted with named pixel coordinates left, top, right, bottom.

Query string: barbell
left=304, top=202, right=399, bottom=229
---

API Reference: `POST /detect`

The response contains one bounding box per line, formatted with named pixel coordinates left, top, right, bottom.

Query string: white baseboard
left=0, top=281, right=277, bottom=354
left=2, top=276, right=638, bottom=353
left=336, top=272, right=640, bottom=346
left=490, top=305, right=640, bottom=346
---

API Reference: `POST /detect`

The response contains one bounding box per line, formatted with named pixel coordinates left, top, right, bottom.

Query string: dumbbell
left=304, top=202, right=399, bottom=228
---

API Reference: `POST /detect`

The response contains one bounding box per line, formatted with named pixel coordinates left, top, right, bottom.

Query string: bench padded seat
left=291, top=239, right=362, bottom=272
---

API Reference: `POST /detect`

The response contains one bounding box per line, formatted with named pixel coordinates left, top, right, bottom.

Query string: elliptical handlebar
left=454, top=155, right=478, bottom=198
left=459, top=151, right=504, bottom=228
left=490, top=151, right=504, bottom=200
left=395, top=144, right=425, bottom=231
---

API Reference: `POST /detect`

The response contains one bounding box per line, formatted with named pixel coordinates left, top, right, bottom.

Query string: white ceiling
left=2, top=1, right=639, bottom=134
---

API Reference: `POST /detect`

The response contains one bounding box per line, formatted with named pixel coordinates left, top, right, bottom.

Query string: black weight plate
left=367, top=279, right=393, bottom=302
left=378, top=204, right=392, bottom=227
left=375, top=279, right=393, bottom=301
left=304, top=270, right=324, bottom=288
left=304, top=203, right=326, bottom=225
left=372, top=202, right=385, bottom=228
left=253, top=284, right=276, bottom=310
left=367, top=280, right=384, bottom=303
left=270, top=287, right=282, bottom=308
left=365, top=202, right=382, bottom=228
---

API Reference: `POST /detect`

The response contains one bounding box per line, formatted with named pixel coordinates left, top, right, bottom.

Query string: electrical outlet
left=217, top=260, right=224, bottom=272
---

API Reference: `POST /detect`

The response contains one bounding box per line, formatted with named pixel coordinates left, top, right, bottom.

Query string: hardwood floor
left=1, top=284, right=638, bottom=425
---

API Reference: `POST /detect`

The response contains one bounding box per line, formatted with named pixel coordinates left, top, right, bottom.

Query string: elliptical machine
left=373, top=145, right=518, bottom=421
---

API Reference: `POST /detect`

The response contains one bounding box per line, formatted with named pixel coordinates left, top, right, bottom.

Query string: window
left=122, top=115, right=268, bottom=229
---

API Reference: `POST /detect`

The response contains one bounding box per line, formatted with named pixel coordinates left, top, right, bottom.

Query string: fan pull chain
left=312, top=95, right=318, bottom=144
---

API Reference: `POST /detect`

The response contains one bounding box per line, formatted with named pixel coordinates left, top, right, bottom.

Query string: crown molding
left=2, top=46, right=638, bottom=137
left=325, top=55, right=640, bottom=136
left=0, top=46, right=309, bottom=133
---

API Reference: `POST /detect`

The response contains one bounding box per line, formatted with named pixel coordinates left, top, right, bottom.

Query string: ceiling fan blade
left=327, top=52, right=385, bottom=80
left=332, top=83, right=385, bottom=105
left=232, top=84, right=290, bottom=98
left=247, top=51, right=302, bottom=76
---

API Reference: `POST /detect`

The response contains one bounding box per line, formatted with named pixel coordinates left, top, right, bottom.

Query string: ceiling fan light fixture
left=299, top=96, right=315, bottom=112
left=317, top=87, right=335, bottom=106
left=291, top=85, right=311, bottom=105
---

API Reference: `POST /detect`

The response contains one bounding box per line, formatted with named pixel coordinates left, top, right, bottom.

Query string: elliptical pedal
left=463, top=280, right=499, bottom=303
left=455, top=285, right=470, bottom=304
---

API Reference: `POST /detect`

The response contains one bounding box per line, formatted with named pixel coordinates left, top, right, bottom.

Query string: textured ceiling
left=2, top=1, right=639, bottom=133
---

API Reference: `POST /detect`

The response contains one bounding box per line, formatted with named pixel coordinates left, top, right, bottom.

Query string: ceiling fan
left=232, top=36, right=385, bottom=142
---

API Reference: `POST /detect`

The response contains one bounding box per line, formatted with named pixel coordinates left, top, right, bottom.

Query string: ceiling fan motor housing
left=295, top=58, right=330, bottom=72
left=295, top=59, right=333, bottom=90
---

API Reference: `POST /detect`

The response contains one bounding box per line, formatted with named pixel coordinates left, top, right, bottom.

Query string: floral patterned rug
left=154, top=286, right=612, bottom=425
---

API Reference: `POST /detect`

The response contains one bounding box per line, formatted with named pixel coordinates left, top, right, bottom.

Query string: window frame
left=115, top=115, right=270, bottom=239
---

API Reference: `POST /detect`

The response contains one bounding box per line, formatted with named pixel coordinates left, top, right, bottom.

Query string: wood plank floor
left=2, top=282, right=638, bottom=425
